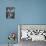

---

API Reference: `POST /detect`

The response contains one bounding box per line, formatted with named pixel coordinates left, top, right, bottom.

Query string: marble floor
left=0, top=40, right=46, bottom=46
left=0, top=44, right=18, bottom=46
left=19, top=40, right=46, bottom=46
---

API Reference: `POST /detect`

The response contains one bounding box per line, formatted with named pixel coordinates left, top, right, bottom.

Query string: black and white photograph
left=18, top=25, right=46, bottom=46
left=6, top=7, right=15, bottom=19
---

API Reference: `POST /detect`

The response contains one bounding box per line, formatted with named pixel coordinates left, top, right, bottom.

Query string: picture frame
left=6, top=7, right=15, bottom=19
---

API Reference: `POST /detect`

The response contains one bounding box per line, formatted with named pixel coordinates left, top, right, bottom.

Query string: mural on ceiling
left=6, top=7, right=15, bottom=19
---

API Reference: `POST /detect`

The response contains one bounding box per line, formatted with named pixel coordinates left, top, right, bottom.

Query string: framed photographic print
left=6, top=7, right=15, bottom=19
left=18, top=24, right=46, bottom=41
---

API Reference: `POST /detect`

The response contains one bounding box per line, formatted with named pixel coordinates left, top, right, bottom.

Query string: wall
left=16, top=0, right=46, bottom=24
left=0, top=0, right=18, bottom=44
left=0, top=0, right=46, bottom=44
